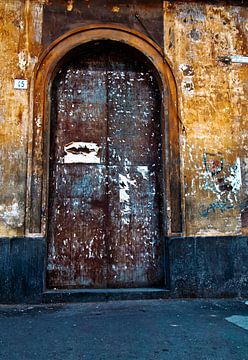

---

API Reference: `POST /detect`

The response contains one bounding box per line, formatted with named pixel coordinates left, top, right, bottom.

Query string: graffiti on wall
left=199, top=150, right=242, bottom=217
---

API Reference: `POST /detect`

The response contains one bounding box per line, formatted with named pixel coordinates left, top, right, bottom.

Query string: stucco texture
left=0, top=0, right=43, bottom=236
left=0, top=1, right=247, bottom=237
left=164, top=1, right=248, bottom=235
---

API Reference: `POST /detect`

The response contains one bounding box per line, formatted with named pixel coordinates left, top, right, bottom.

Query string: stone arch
left=26, top=25, right=182, bottom=236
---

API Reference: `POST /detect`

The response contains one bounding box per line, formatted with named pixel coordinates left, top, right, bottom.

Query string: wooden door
left=47, top=42, right=165, bottom=289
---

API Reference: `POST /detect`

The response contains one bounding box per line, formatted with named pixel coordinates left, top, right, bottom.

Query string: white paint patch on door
left=63, top=142, right=100, bottom=163
left=225, top=315, right=248, bottom=331
left=119, top=174, right=137, bottom=203
left=119, top=173, right=137, bottom=225
left=137, top=166, right=149, bottom=180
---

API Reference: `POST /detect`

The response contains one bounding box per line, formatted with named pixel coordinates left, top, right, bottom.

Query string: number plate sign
left=14, top=79, right=28, bottom=90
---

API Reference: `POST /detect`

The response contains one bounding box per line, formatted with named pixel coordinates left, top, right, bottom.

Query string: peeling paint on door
left=63, top=142, right=101, bottom=163
left=47, top=41, right=165, bottom=289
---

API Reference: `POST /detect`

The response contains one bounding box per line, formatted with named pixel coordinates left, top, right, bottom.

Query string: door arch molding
left=26, top=24, right=182, bottom=236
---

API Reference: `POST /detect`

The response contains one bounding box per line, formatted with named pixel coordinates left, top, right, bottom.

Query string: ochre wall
left=164, top=1, right=248, bottom=236
left=0, top=0, right=43, bottom=236
left=0, top=1, right=247, bottom=237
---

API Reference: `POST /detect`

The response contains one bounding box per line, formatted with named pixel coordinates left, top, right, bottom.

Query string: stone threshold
left=43, top=288, right=170, bottom=303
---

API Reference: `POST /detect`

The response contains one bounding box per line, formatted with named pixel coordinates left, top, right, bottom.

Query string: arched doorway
left=26, top=26, right=182, bottom=291
left=47, top=41, right=165, bottom=288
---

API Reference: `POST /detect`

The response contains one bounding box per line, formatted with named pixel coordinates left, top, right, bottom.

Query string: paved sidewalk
left=0, top=299, right=248, bottom=360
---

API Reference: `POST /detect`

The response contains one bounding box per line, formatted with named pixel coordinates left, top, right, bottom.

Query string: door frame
left=25, top=24, right=182, bottom=239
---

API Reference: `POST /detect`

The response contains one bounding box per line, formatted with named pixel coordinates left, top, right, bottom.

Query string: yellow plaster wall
left=0, top=1, right=247, bottom=237
left=164, top=1, right=248, bottom=235
left=0, top=0, right=43, bottom=236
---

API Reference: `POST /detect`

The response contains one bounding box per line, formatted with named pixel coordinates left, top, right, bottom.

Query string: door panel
left=107, top=165, right=164, bottom=287
left=47, top=52, right=109, bottom=288
left=47, top=42, right=165, bottom=289
left=106, top=61, right=163, bottom=287
left=107, top=69, right=161, bottom=166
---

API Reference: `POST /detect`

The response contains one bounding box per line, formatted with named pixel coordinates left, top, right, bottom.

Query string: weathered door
left=47, top=42, right=165, bottom=289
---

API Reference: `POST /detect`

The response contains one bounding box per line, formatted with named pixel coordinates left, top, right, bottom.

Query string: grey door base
left=43, top=288, right=170, bottom=303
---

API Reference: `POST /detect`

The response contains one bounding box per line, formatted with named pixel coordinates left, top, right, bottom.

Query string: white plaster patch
left=245, top=301, right=248, bottom=306
left=19, top=20, right=24, bottom=30
left=226, top=315, right=248, bottom=331
left=64, top=142, right=100, bottom=164
left=179, top=64, right=188, bottom=73
left=179, top=64, right=194, bottom=76
left=182, top=77, right=195, bottom=96
left=18, top=51, right=28, bottom=71
left=0, top=201, right=23, bottom=227
left=226, top=158, right=242, bottom=191
left=200, top=156, right=242, bottom=203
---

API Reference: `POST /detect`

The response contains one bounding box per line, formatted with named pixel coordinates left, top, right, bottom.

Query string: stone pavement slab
left=0, top=299, right=248, bottom=360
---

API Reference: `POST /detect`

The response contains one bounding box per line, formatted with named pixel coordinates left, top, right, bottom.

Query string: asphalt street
left=0, top=299, right=248, bottom=360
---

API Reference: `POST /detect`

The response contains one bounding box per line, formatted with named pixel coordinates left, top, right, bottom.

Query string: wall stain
left=164, top=1, right=248, bottom=235
left=0, top=1, right=247, bottom=237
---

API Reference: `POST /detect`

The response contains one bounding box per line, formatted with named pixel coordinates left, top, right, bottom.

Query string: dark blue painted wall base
left=167, top=236, right=248, bottom=298
left=0, top=236, right=247, bottom=303
left=0, top=237, right=45, bottom=304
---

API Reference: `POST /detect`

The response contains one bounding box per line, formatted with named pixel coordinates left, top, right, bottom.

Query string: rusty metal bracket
left=218, top=56, right=232, bottom=64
